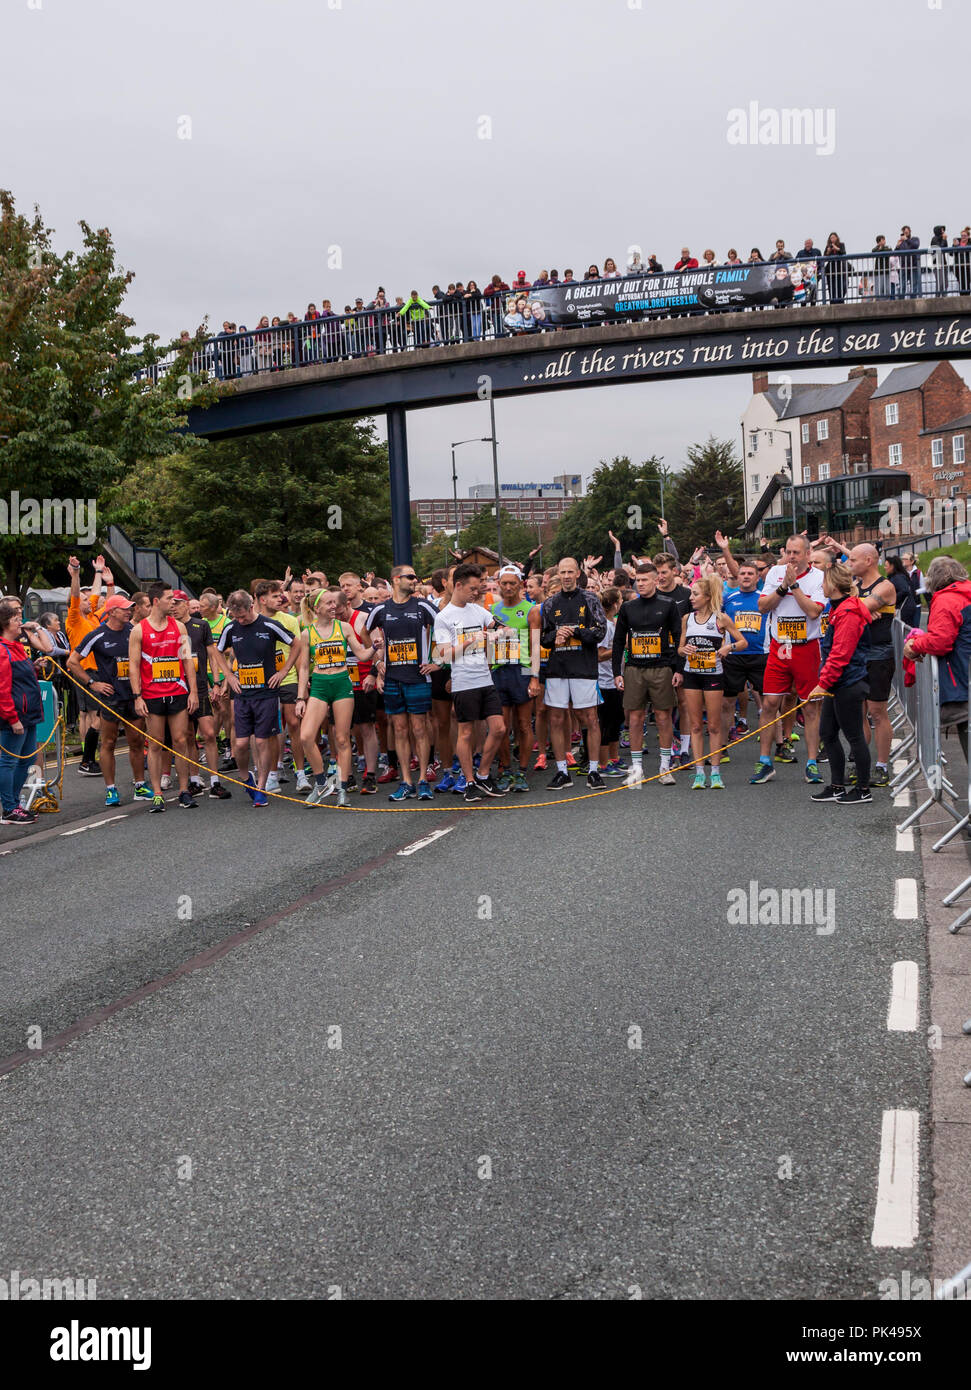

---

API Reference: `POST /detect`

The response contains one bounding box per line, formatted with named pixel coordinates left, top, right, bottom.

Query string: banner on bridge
left=517, top=262, right=819, bottom=326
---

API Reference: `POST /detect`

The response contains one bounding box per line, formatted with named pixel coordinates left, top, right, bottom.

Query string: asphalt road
left=0, top=750, right=931, bottom=1299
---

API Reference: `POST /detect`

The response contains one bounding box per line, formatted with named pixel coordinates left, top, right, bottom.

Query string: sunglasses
left=399, top=573, right=418, bottom=581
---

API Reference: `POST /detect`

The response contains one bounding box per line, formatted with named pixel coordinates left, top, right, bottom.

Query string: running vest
left=309, top=620, right=348, bottom=674
left=139, top=617, right=188, bottom=697
left=491, top=599, right=533, bottom=669
left=858, top=577, right=895, bottom=660
left=684, top=611, right=723, bottom=675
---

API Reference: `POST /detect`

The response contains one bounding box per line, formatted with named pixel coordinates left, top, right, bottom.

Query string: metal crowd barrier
left=895, top=639, right=965, bottom=838
left=888, top=618, right=919, bottom=794
left=939, top=653, right=971, bottom=932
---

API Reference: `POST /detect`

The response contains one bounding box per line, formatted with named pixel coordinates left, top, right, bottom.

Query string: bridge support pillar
left=387, top=404, right=413, bottom=568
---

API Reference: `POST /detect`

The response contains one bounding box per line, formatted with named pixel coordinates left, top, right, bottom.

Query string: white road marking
left=887, top=961, right=919, bottom=1031
left=397, top=826, right=456, bottom=856
left=894, top=878, right=918, bottom=920
left=896, top=827, right=915, bottom=852
left=871, top=1109, right=920, bottom=1248
left=893, top=789, right=912, bottom=809
left=892, top=758, right=909, bottom=776
left=60, top=815, right=128, bottom=837
left=891, top=737, right=902, bottom=752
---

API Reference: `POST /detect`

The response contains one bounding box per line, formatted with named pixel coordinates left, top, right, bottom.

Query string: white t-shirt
left=761, top=565, right=826, bottom=643
left=598, top=618, right=616, bottom=690
left=433, top=601, right=494, bottom=692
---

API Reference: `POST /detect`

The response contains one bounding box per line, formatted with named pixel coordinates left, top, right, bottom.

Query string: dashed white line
left=893, top=789, right=912, bottom=809
left=60, top=815, right=128, bottom=837
left=894, top=878, right=918, bottom=920
left=871, top=1108, right=919, bottom=1248
left=397, top=826, right=456, bottom=856
left=887, top=961, right=920, bottom=1032
left=896, top=827, right=915, bottom=852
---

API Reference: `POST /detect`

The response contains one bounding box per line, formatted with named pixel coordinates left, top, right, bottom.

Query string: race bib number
left=777, top=617, right=807, bottom=643
left=238, top=664, right=265, bottom=688
left=313, top=642, right=346, bottom=669
left=687, top=648, right=717, bottom=672
left=388, top=640, right=418, bottom=665
left=150, top=658, right=181, bottom=682
left=347, top=659, right=360, bottom=688
left=275, top=647, right=286, bottom=671
left=492, top=632, right=521, bottom=664
left=539, top=645, right=551, bottom=664
left=733, top=611, right=762, bottom=632
left=459, top=627, right=487, bottom=655
left=819, top=613, right=829, bottom=637
left=115, top=658, right=130, bottom=680
left=630, top=632, right=661, bottom=658
left=191, top=654, right=199, bottom=672
left=564, top=635, right=583, bottom=648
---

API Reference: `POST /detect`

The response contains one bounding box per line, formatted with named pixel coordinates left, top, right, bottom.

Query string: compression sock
left=82, top=728, right=99, bottom=762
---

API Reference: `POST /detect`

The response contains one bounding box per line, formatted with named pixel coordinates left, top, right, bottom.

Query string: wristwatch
left=790, top=582, right=800, bottom=593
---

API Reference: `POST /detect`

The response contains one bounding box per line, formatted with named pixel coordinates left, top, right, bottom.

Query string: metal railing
left=104, top=524, right=195, bottom=599
left=138, top=247, right=971, bottom=387
left=890, top=617, right=965, bottom=837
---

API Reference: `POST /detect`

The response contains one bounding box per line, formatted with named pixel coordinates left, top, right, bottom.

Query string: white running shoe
left=304, top=783, right=328, bottom=805
left=625, top=765, right=644, bottom=788
left=265, top=770, right=281, bottom=794
left=658, top=769, right=676, bottom=786
left=295, top=771, right=311, bottom=793
left=160, top=773, right=172, bottom=790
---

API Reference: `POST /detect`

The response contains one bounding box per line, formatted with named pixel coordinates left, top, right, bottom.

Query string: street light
left=753, top=427, right=796, bottom=536
left=634, top=457, right=667, bottom=519
left=450, top=437, right=492, bottom=547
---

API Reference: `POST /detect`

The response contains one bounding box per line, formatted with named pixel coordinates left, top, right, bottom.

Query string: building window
left=818, top=462, right=830, bottom=480
left=751, top=474, right=760, bottom=492
left=749, top=432, right=758, bottom=453
left=885, top=402, right=899, bottom=426
left=932, top=439, right=944, bottom=467
left=801, top=422, right=810, bottom=444
left=955, top=435, right=966, bottom=465
left=889, top=443, right=902, bottom=467
left=816, top=419, right=829, bottom=441
left=802, top=467, right=812, bottom=483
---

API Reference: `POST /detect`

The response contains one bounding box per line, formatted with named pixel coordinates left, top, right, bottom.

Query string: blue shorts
left=233, top=696, right=280, bottom=740
left=492, top=665, right=533, bottom=707
left=383, top=677, right=432, bottom=717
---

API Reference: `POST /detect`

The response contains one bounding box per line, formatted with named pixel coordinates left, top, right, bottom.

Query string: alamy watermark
left=880, top=490, right=969, bottom=539
left=879, top=1268, right=970, bottom=1300
left=0, top=1268, right=96, bottom=1299
left=0, top=492, right=96, bottom=545
left=727, top=880, right=836, bottom=936
left=726, top=102, right=836, bottom=157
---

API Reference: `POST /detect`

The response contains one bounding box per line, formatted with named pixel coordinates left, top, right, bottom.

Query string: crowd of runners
left=0, top=523, right=932, bottom=825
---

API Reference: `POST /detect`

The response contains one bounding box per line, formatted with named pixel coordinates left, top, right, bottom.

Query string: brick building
left=868, top=362, right=971, bottom=501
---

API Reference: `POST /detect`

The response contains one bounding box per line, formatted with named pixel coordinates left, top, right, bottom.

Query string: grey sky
left=2, top=0, right=966, bottom=499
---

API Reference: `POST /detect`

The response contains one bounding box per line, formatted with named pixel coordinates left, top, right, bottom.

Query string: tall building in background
left=412, top=476, right=582, bottom=543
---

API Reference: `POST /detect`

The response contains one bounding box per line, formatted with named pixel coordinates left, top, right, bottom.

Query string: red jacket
left=675, top=257, right=699, bottom=271
left=906, top=578, right=971, bottom=703
left=817, top=596, right=871, bottom=691
left=0, top=638, right=43, bottom=727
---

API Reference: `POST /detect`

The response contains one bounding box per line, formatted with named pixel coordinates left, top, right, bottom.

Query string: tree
left=550, top=456, right=667, bottom=564
left=105, top=420, right=419, bottom=594
left=0, top=190, right=218, bottom=596
left=665, top=437, right=744, bottom=554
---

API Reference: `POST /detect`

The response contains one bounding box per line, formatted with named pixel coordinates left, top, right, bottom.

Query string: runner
left=128, top=581, right=198, bottom=812
left=612, top=563, right=682, bottom=788
left=538, top=557, right=607, bottom=789
left=210, top=590, right=299, bottom=808
left=429, top=566, right=461, bottom=794
left=338, top=574, right=380, bottom=795
left=653, top=551, right=694, bottom=767
left=595, top=586, right=626, bottom=777
left=721, top=559, right=769, bottom=751
left=68, top=594, right=151, bottom=806
left=252, top=579, right=305, bottom=794
left=366, top=565, right=440, bottom=802
left=678, top=575, right=746, bottom=789
left=848, top=543, right=897, bottom=787
left=433, top=562, right=506, bottom=802
left=64, top=555, right=105, bottom=776
left=750, top=534, right=826, bottom=786
left=807, top=561, right=874, bottom=805
left=199, top=590, right=234, bottom=769
left=490, top=564, right=536, bottom=793
left=298, top=588, right=377, bottom=808
left=171, top=590, right=231, bottom=800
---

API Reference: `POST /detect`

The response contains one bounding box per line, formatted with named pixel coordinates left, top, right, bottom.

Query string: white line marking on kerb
left=893, top=789, right=912, bottom=809
left=892, top=759, right=909, bottom=776
left=887, top=961, right=919, bottom=1031
left=397, top=826, right=456, bottom=856
left=894, top=879, right=918, bottom=919
left=60, top=814, right=128, bottom=837
left=891, top=738, right=902, bottom=752
left=896, top=827, right=915, bottom=852
left=871, top=1108, right=919, bottom=1248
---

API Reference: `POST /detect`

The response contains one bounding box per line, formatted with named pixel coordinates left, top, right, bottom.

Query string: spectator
left=674, top=247, right=698, bottom=270
left=872, top=235, right=892, bottom=298
left=901, top=551, right=926, bottom=606
left=549, top=269, right=560, bottom=285
left=627, top=250, right=646, bottom=274
left=896, top=225, right=921, bottom=298
left=484, top=274, right=509, bottom=296
left=465, top=280, right=484, bottom=338
left=953, top=226, right=971, bottom=296
left=602, top=258, right=621, bottom=278
left=823, top=232, right=849, bottom=304
left=318, top=299, right=340, bottom=359
left=903, top=556, right=971, bottom=757
left=302, top=302, right=320, bottom=362
left=532, top=269, right=551, bottom=289
left=399, top=290, right=435, bottom=347
left=723, top=249, right=743, bottom=266
left=254, top=314, right=272, bottom=371
left=431, top=284, right=445, bottom=301
left=769, top=239, right=793, bottom=263
left=931, top=224, right=950, bottom=295
left=885, top=555, right=919, bottom=626
left=563, top=268, right=576, bottom=283
left=513, top=270, right=530, bottom=291
left=701, top=248, right=716, bottom=270
left=0, top=596, right=46, bottom=825
left=584, top=264, right=600, bottom=280
left=646, top=255, right=663, bottom=274
left=747, top=248, right=764, bottom=263
left=39, top=612, right=69, bottom=664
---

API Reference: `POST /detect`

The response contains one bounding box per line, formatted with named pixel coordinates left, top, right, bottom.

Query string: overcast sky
left=2, top=0, right=966, bottom=500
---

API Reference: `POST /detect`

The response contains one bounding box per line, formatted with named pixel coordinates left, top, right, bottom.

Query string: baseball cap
left=497, top=564, right=523, bottom=577
left=171, top=590, right=189, bottom=602
left=103, top=594, right=134, bottom=613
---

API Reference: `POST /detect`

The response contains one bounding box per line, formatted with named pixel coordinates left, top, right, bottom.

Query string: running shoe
left=178, top=791, right=197, bottom=810
left=789, top=729, right=801, bottom=743
left=565, top=751, right=577, bottom=768
left=496, top=771, right=513, bottom=793
left=709, top=770, right=725, bottom=790
left=475, top=775, right=506, bottom=798
left=160, top=773, right=172, bottom=790
left=620, top=730, right=630, bottom=749
left=774, top=743, right=797, bottom=764
left=573, top=760, right=590, bottom=777
left=668, top=751, right=681, bottom=771
left=377, top=767, right=398, bottom=784
left=188, top=778, right=205, bottom=797
left=532, top=752, right=547, bottom=772
left=265, top=771, right=281, bottom=793
left=220, top=754, right=238, bottom=772
left=336, top=788, right=350, bottom=808
left=602, top=761, right=626, bottom=778
left=464, top=780, right=484, bottom=802
left=104, top=786, right=120, bottom=807
left=388, top=782, right=417, bottom=801
left=810, top=784, right=843, bottom=802
left=244, top=772, right=257, bottom=802
left=586, top=769, right=606, bottom=789
left=295, top=771, right=311, bottom=793
left=837, top=786, right=872, bottom=804
left=252, top=790, right=268, bottom=808
left=149, top=794, right=166, bottom=813
left=409, top=755, right=419, bottom=773
left=570, top=730, right=581, bottom=746
left=472, top=753, right=481, bottom=771
left=360, top=773, right=377, bottom=795
left=451, top=774, right=468, bottom=794
left=625, top=765, right=643, bottom=787
left=871, top=766, right=890, bottom=787
left=435, top=772, right=456, bottom=794
left=749, top=762, right=776, bottom=784
left=276, top=767, right=289, bottom=784
left=305, top=783, right=329, bottom=805
left=658, top=769, right=676, bottom=786
left=424, top=764, right=437, bottom=783
left=327, top=760, right=338, bottom=778
left=691, top=771, right=706, bottom=790
left=1, top=806, right=36, bottom=825
left=846, top=763, right=858, bottom=783
left=734, top=717, right=748, bottom=733
left=547, top=770, right=573, bottom=789
left=804, top=761, right=823, bottom=784
left=417, top=780, right=433, bottom=800
left=208, top=783, right=232, bottom=799
left=511, top=771, right=529, bottom=793
left=132, top=783, right=153, bottom=800
left=79, top=760, right=102, bottom=777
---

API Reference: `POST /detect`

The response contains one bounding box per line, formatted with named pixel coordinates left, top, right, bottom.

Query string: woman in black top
left=886, top=555, right=919, bottom=626
left=823, top=232, right=849, bottom=304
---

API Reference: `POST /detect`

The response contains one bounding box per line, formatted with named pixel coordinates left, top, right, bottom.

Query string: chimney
left=752, top=371, right=769, bottom=394
left=847, top=366, right=878, bottom=380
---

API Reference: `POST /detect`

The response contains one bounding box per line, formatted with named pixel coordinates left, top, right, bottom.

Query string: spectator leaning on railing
left=0, top=597, right=51, bottom=826
left=903, top=556, right=971, bottom=757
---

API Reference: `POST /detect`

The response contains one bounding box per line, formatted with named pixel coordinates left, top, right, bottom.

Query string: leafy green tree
left=106, top=420, right=417, bottom=594
left=550, top=456, right=668, bottom=564
left=0, top=190, right=217, bottom=596
left=665, top=437, right=744, bottom=553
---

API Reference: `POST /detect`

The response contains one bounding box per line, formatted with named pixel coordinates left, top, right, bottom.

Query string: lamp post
left=451, top=437, right=492, bottom=550
left=633, top=457, right=667, bottom=522
left=755, top=427, right=796, bottom=535
left=488, top=395, right=502, bottom=561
